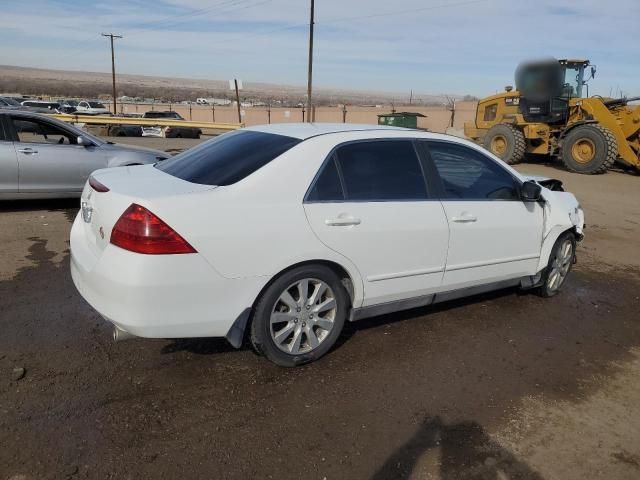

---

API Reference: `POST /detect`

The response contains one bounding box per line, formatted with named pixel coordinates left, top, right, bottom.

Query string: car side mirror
left=521, top=180, right=542, bottom=201
left=77, top=135, right=90, bottom=146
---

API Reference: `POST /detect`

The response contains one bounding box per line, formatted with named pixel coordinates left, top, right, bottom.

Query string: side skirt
left=349, top=277, right=531, bottom=323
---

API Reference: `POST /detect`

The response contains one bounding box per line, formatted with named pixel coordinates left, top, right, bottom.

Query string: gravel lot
left=1, top=148, right=639, bottom=479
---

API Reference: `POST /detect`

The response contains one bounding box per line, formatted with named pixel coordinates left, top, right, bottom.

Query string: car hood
left=100, top=142, right=170, bottom=158
left=521, top=173, right=564, bottom=192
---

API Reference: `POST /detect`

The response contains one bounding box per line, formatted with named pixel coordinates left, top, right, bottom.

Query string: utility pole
left=234, top=79, right=242, bottom=123
left=306, top=0, right=315, bottom=122
left=102, top=33, right=122, bottom=114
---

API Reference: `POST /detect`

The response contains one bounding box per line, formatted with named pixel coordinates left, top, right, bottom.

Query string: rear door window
left=306, top=156, right=345, bottom=202
left=156, top=130, right=301, bottom=186
left=335, top=140, right=427, bottom=201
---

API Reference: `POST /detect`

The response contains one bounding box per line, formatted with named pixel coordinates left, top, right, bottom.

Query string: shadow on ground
left=372, top=416, right=543, bottom=480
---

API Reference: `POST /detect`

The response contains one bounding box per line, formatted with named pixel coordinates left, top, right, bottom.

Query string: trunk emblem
left=81, top=201, right=93, bottom=223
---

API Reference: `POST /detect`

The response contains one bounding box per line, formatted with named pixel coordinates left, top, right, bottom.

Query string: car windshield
left=1, top=97, right=21, bottom=106
left=66, top=100, right=78, bottom=106
left=89, top=102, right=105, bottom=108
left=156, top=130, right=301, bottom=186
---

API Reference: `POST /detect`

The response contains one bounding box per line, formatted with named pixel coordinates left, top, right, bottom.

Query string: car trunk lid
left=79, top=165, right=215, bottom=257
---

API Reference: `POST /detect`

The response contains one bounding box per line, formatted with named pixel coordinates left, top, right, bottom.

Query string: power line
left=52, top=0, right=270, bottom=62
left=325, top=0, right=486, bottom=24
left=240, top=0, right=487, bottom=41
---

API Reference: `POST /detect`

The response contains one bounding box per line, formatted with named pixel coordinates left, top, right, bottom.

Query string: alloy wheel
left=270, top=278, right=337, bottom=355
left=548, top=239, right=574, bottom=291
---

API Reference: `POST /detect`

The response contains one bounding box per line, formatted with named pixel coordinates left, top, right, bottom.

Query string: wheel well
left=253, top=260, right=355, bottom=310
left=237, top=260, right=356, bottom=347
left=560, top=120, right=598, bottom=139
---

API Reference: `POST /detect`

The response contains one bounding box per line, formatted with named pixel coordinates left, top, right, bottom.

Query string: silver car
left=0, top=110, right=170, bottom=199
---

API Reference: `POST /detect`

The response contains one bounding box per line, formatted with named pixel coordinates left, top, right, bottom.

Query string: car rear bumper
left=70, top=213, right=266, bottom=339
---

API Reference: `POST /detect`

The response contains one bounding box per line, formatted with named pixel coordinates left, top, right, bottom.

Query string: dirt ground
left=1, top=154, right=639, bottom=479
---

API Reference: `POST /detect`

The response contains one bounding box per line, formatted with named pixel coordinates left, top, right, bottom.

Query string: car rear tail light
left=110, top=204, right=196, bottom=254
left=89, top=176, right=109, bottom=192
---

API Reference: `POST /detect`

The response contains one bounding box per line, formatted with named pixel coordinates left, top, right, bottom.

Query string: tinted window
left=88, top=102, right=105, bottom=108
left=426, top=141, right=520, bottom=200
left=11, top=117, right=78, bottom=145
left=306, top=156, right=344, bottom=202
left=156, top=130, right=301, bottom=186
left=1, top=97, right=21, bottom=106
left=335, top=140, right=427, bottom=201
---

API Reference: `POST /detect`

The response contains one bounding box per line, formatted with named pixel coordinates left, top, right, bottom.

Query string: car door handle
left=325, top=216, right=361, bottom=226
left=18, top=148, right=38, bottom=154
left=451, top=213, right=477, bottom=223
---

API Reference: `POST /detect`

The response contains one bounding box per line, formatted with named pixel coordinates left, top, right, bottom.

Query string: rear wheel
left=483, top=124, right=526, bottom=165
left=536, top=231, right=576, bottom=297
left=561, top=124, right=617, bottom=174
left=250, top=265, right=348, bottom=367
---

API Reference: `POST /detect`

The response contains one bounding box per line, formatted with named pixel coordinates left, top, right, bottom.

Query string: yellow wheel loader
left=464, top=58, right=640, bottom=174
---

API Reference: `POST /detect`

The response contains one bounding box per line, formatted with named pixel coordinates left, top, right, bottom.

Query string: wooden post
left=342, top=104, right=347, bottom=123
left=267, top=103, right=271, bottom=124
left=189, top=103, right=192, bottom=120
left=101, top=33, right=122, bottom=114
left=211, top=104, right=215, bottom=122
left=302, top=107, right=305, bottom=123
left=234, top=79, right=242, bottom=123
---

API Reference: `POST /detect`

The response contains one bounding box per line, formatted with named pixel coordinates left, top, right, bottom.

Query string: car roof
left=245, top=122, right=414, bottom=140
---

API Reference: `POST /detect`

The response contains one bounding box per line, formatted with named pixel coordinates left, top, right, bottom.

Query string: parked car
left=108, top=124, right=143, bottom=137
left=0, top=97, right=27, bottom=110
left=75, top=100, right=110, bottom=115
left=57, top=99, right=79, bottom=114
left=70, top=124, right=584, bottom=366
left=141, top=111, right=201, bottom=138
left=0, top=110, right=170, bottom=199
left=21, top=100, right=61, bottom=113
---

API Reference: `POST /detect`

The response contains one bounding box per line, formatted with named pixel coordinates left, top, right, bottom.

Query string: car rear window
left=155, top=130, right=302, bottom=186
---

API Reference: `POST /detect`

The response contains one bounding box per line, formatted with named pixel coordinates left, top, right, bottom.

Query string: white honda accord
left=71, top=123, right=584, bottom=366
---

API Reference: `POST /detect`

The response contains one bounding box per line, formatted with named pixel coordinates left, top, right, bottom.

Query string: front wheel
left=482, top=124, right=526, bottom=165
left=536, top=231, right=576, bottom=297
left=250, top=265, right=349, bottom=367
left=561, top=124, right=617, bottom=174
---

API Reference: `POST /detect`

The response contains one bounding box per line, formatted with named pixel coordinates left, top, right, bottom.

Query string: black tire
left=482, top=124, right=526, bottom=165
left=250, top=265, right=349, bottom=367
left=561, top=124, right=617, bottom=174
left=536, top=231, right=576, bottom=297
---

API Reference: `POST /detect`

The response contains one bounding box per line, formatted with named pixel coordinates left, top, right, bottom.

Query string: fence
left=112, top=101, right=478, bottom=133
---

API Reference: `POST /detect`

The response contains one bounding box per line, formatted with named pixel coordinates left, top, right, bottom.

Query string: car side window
left=329, top=140, right=427, bottom=201
left=425, top=141, right=520, bottom=201
left=11, top=117, right=77, bottom=145
left=306, top=155, right=345, bottom=202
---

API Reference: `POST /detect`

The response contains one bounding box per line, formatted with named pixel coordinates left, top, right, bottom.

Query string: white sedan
left=70, top=124, right=584, bottom=366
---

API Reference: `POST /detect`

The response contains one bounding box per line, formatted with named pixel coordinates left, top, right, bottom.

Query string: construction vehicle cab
left=464, top=58, right=640, bottom=174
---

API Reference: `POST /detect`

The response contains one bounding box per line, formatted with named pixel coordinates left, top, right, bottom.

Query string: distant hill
left=0, top=64, right=476, bottom=106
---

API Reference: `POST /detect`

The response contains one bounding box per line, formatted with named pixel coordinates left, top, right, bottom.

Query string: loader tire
left=561, top=124, right=617, bottom=174
left=483, top=124, right=526, bottom=165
